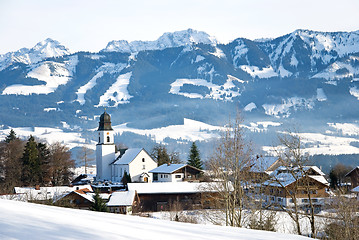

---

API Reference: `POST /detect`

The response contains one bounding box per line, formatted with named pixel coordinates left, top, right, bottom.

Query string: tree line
left=0, top=129, right=74, bottom=194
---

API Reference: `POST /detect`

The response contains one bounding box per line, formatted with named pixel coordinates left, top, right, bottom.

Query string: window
left=153, top=173, right=158, bottom=181
left=142, top=158, right=145, bottom=162
left=142, top=165, right=145, bottom=170
left=107, top=136, right=110, bottom=142
left=175, top=175, right=181, bottom=178
left=277, top=198, right=282, bottom=202
left=99, top=137, right=100, bottom=142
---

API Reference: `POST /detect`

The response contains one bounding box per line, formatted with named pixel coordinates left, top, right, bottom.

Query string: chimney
left=35, top=185, right=40, bottom=190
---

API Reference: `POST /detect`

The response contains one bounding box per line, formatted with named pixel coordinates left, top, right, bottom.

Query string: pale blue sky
left=0, top=0, right=358, bottom=54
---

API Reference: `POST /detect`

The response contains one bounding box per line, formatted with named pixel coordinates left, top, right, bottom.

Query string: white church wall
left=129, top=150, right=157, bottom=183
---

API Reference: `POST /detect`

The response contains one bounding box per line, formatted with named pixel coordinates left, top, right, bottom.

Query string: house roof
left=149, top=164, right=186, bottom=173
left=250, top=156, right=278, bottom=173
left=345, top=166, right=359, bottom=177
left=352, top=185, right=359, bottom=193
left=14, top=185, right=93, bottom=201
left=127, top=182, right=222, bottom=194
left=113, top=148, right=143, bottom=165
left=107, top=191, right=136, bottom=206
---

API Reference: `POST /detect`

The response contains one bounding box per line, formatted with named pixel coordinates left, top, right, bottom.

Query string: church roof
left=112, top=148, right=143, bottom=165
left=98, top=111, right=113, bottom=131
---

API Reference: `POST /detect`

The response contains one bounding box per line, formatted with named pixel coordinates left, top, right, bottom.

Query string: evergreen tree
left=187, top=142, right=203, bottom=169
left=90, top=190, right=108, bottom=212
left=151, top=144, right=170, bottom=166
left=5, top=129, right=18, bottom=143
left=21, top=135, right=41, bottom=186
left=121, top=171, right=132, bottom=185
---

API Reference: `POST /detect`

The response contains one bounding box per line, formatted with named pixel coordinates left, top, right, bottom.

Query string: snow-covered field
left=0, top=199, right=310, bottom=240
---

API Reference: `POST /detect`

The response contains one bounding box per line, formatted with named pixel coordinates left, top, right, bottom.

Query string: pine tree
left=5, top=129, right=18, bottom=143
left=21, top=135, right=41, bottom=186
left=90, top=190, right=108, bottom=212
left=187, top=142, right=202, bottom=169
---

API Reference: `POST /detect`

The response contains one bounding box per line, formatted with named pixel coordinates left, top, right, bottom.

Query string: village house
left=127, top=182, right=218, bottom=212
left=263, top=166, right=330, bottom=213
left=55, top=188, right=94, bottom=209
left=345, top=166, right=359, bottom=189
left=107, top=191, right=140, bottom=214
left=96, top=111, right=157, bottom=183
left=149, top=164, right=202, bottom=182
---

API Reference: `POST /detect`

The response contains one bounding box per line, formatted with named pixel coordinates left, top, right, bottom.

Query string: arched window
left=107, top=136, right=110, bottom=142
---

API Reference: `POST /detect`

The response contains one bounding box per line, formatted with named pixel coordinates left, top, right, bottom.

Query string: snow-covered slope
left=0, top=38, right=70, bottom=71
left=102, top=29, right=217, bottom=53
left=0, top=199, right=310, bottom=240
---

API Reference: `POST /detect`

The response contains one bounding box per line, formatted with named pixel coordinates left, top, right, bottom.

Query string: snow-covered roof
left=250, top=156, right=278, bottom=173
left=107, top=191, right=135, bottom=206
left=308, top=175, right=329, bottom=186
left=113, top=148, right=143, bottom=165
left=351, top=185, right=359, bottom=193
left=14, top=185, right=93, bottom=201
left=149, top=164, right=186, bottom=173
left=128, top=182, right=219, bottom=194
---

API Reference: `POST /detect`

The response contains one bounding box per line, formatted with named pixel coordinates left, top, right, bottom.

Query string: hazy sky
left=1, top=0, right=358, bottom=54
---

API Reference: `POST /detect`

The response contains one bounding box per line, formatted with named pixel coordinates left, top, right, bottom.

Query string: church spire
left=98, top=110, right=113, bottom=131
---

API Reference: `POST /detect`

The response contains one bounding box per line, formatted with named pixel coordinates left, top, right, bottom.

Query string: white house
left=96, top=111, right=157, bottom=183
left=107, top=191, right=138, bottom=214
left=149, top=164, right=202, bottom=182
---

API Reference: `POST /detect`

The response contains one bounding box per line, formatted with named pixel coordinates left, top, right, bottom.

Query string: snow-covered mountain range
left=1, top=28, right=359, bottom=168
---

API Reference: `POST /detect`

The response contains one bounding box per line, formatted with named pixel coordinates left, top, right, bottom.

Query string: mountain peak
left=102, top=29, right=217, bottom=53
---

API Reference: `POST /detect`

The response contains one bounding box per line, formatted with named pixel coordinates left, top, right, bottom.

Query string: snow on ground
left=96, top=72, right=133, bottom=107
left=262, top=97, right=314, bottom=118
left=0, top=127, right=95, bottom=150
left=239, top=65, right=278, bottom=78
left=192, top=55, right=205, bottom=63
left=0, top=199, right=310, bottom=240
left=2, top=56, right=78, bottom=95
left=169, top=75, right=243, bottom=101
left=113, top=118, right=223, bottom=143
left=151, top=209, right=326, bottom=237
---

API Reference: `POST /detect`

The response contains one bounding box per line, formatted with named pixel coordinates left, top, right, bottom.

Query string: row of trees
left=150, top=142, right=203, bottom=169
left=0, top=130, right=75, bottom=193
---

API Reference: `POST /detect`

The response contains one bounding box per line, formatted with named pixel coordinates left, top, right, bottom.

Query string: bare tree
left=325, top=195, right=359, bottom=240
left=269, top=132, right=326, bottom=238
left=206, top=113, right=254, bottom=227
left=77, top=146, right=94, bottom=174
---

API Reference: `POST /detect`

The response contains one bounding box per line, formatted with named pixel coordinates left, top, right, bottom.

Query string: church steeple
left=98, top=110, right=113, bottom=131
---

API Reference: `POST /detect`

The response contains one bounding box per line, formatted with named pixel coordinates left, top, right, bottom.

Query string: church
left=96, top=111, right=157, bottom=183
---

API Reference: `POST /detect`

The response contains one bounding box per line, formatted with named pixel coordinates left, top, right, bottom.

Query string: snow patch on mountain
left=209, top=47, right=226, bottom=58
left=327, top=122, right=359, bottom=136
left=192, top=55, right=205, bottom=63
left=316, top=88, right=327, bottom=101
left=96, top=72, right=133, bottom=107
left=2, top=55, right=78, bottom=95
left=262, top=97, right=314, bottom=118
left=244, top=121, right=282, bottom=132
left=313, top=60, right=359, bottom=79
left=76, top=72, right=104, bottom=105
left=102, top=29, right=217, bottom=53
left=350, top=86, right=359, bottom=100
left=240, top=65, right=278, bottom=78
left=0, top=38, right=70, bottom=71
left=169, top=75, right=243, bottom=101
left=244, top=102, right=257, bottom=112
left=113, top=118, right=223, bottom=143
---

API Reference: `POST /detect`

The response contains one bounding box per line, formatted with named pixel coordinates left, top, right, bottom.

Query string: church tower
left=96, top=111, right=115, bottom=181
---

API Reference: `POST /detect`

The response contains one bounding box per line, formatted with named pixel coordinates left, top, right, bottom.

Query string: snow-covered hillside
left=0, top=199, right=310, bottom=240
left=0, top=38, right=70, bottom=71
